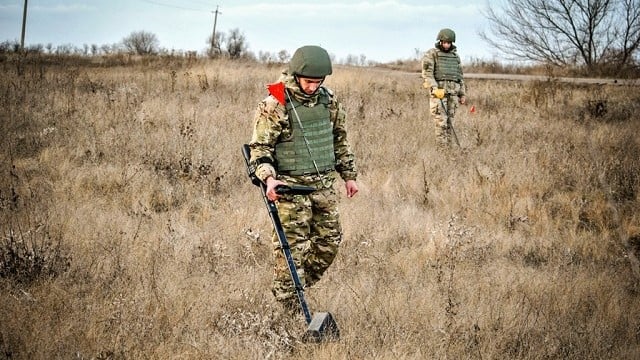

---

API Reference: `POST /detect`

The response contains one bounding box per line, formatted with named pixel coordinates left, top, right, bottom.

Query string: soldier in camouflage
left=422, top=28, right=467, bottom=148
left=248, top=45, right=359, bottom=314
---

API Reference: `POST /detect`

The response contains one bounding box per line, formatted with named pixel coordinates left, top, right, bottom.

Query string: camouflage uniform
left=422, top=34, right=467, bottom=148
left=249, top=72, right=357, bottom=308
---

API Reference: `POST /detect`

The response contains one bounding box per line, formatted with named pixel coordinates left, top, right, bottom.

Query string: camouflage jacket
left=248, top=71, right=357, bottom=184
left=421, top=43, right=467, bottom=97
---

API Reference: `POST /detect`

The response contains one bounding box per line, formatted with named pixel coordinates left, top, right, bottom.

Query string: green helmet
left=289, top=45, right=332, bottom=78
left=436, top=28, right=456, bottom=42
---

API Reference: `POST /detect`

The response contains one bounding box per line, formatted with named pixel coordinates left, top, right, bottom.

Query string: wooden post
left=20, top=0, right=28, bottom=51
left=211, top=5, right=221, bottom=52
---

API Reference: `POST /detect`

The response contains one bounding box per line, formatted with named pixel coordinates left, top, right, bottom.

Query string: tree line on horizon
left=1, top=0, right=638, bottom=74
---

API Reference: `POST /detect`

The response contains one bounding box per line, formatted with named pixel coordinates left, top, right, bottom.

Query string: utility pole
left=20, top=0, right=28, bottom=51
left=211, top=5, right=221, bottom=52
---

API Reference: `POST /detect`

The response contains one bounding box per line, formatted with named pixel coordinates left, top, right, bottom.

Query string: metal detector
left=242, top=144, right=340, bottom=343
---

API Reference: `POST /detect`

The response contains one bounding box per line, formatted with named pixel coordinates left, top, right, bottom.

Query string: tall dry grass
left=1, top=54, right=639, bottom=359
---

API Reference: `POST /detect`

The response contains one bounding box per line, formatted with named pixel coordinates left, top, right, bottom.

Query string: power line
left=140, top=0, right=206, bottom=12
left=182, top=0, right=217, bottom=7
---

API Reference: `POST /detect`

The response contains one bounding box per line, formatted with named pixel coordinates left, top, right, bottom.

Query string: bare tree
left=122, top=30, right=159, bottom=55
left=610, top=0, right=640, bottom=66
left=226, top=28, right=247, bottom=59
left=206, top=32, right=225, bottom=58
left=480, top=0, right=640, bottom=69
left=278, top=49, right=290, bottom=63
left=257, top=50, right=273, bottom=63
left=343, top=54, right=358, bottom=66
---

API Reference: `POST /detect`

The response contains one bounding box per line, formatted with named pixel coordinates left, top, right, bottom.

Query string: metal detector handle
left=275, top=184, right=316, bottom=195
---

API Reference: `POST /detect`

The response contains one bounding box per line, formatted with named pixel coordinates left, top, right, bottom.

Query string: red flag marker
left=470, top=105, right=476, bottom=114
left=267, top=82, right=286, bottom=106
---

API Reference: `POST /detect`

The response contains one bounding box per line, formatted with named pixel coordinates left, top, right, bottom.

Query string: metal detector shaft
left=241, top=144, right=313, bottom=324
left=439, top=97, right=460, bottom=146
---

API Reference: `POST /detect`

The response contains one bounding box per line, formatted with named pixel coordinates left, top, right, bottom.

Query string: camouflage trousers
left=429, top=95, right=459, bottom=148
left=271, top=173, right=342, bottom=305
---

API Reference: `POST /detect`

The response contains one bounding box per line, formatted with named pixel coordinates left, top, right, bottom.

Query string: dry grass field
left=1, top=54, right=640, bottom=359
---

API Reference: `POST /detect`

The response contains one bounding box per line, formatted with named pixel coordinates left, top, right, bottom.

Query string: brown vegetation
left=1, top=54, right=639, bottom=359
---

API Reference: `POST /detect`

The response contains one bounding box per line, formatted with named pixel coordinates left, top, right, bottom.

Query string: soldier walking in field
left=248, top=45, right=359, bottom=314
left=422, top=28, right=467, bottom=148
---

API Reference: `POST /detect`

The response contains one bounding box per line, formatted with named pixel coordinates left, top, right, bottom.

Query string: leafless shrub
left=0, top=222, right=70, bottom=285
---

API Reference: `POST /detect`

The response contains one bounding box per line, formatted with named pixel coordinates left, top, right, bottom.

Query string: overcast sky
left=0, top=0, right=499, bottom=63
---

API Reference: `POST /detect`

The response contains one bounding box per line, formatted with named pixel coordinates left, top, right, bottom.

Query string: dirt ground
left=465, top=72, right=640, bottom=86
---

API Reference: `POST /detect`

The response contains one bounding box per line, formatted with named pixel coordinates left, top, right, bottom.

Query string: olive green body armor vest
left=275, top=89, right=335, bottom=175
left=434, top=50, right=462, bottom=82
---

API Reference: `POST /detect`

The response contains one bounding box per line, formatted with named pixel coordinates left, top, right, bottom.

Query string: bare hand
left=265, top=177, right=286, bottom=201
left=345, top=180, right=359, bottom=198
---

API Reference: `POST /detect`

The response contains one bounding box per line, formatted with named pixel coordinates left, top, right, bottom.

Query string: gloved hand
left=432, top=88, right=445, bottom=99
left=422, top=81, right=431, bottom=89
